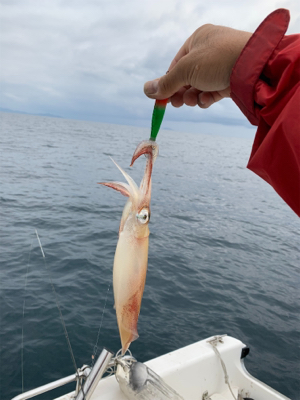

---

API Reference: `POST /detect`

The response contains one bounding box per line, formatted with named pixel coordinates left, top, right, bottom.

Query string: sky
left=0, top=0, right=299, bottom=137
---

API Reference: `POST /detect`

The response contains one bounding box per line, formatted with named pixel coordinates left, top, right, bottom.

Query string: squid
left=99, top=140, right=158, bottom=354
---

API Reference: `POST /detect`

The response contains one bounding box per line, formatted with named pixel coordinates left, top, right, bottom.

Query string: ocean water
left=0, top=111, right=299, bottom=400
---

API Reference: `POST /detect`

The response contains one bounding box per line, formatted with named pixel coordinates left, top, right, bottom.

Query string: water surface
left=0, top=112, right=299, bottom=399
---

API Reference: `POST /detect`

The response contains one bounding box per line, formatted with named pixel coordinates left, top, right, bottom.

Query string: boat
left=12, top=334, right=290, bottom=400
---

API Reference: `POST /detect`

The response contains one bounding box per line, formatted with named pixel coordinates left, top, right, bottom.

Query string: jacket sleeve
left=230, top=8, right=300, bottom=217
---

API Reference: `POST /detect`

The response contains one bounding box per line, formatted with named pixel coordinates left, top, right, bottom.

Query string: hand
left=144, top=24, right=252, bottom=109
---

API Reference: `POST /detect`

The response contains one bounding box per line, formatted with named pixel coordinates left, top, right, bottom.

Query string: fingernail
left=198, top=93, right=206, bottom=106
left=145, top=80, right=158, bottom=95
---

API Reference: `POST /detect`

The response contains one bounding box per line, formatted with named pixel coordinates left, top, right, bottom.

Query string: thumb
left=144, top=60, right=188, bottom=99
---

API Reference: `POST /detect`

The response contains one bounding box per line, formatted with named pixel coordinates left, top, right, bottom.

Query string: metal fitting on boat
left=75, top=348, right=114, bottom=400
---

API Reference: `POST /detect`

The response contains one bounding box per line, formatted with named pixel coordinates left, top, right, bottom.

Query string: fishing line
left=35, top=230, right=79, bottom=377
left=35, top=230, right=89, bottom=400
left=21, top=236, right=34, bottom=393
left=91, top=282, right=111, bottom=367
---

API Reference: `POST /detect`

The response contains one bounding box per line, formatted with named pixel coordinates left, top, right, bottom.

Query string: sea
left=0, top=111, right=299, bottom=400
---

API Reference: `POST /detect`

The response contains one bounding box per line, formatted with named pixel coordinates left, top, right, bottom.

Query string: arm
left=144, top=9, right=300, bottom=217
left=231, top=9, right=300, bottom=217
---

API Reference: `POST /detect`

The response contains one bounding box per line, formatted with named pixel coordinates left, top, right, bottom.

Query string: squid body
left=99, top=140, right=158, bottom=354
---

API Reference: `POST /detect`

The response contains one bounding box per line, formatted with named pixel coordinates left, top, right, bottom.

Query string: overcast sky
left=1, top=0, right=299, bottom=136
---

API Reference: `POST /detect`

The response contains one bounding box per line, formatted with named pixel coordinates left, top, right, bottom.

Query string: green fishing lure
left=150, top=99, right=168, bottom=141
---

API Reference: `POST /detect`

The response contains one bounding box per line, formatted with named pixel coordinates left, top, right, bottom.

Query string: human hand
left=144, top=24, right=252, bottom=109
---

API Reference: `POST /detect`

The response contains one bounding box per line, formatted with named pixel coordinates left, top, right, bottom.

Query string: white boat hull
left=55, top=335, right=290, bottom=400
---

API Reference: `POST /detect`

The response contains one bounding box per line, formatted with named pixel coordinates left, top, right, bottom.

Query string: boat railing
left=11, top=348, right=114, bottom=400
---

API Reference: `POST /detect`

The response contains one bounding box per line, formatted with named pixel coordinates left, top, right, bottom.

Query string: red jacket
left=230, top=9, right=300, bottom=217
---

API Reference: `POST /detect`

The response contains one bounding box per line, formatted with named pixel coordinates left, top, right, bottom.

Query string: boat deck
left=54, top=335, right=289, bottom=400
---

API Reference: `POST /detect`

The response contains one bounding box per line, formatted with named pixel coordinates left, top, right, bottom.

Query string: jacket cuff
left=230, top=9, right=290, bottom=125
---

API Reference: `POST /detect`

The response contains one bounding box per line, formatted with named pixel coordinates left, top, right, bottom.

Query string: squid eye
left=136, top=208, right=150, bottom=224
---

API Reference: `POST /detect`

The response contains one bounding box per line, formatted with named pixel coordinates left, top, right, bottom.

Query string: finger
left=183, top=87, right=201, bottom=107
left=198, top=91, right=224, bottom=109
left=144, top=38, right=190, bottom=99
left=144, top=55, right=190, bottom=99
left=168, top=38, right=190, bottom=71
left=170, top=87, right=187, bottom=108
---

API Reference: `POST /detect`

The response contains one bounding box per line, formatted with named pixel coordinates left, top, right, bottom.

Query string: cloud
left=1, top=0, right=299, bottom=134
